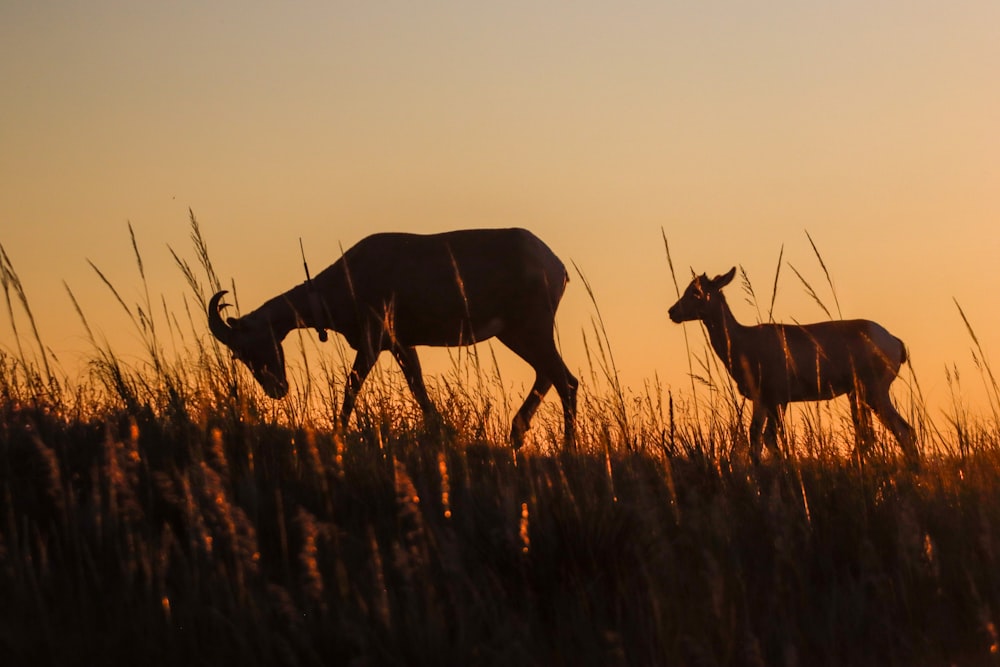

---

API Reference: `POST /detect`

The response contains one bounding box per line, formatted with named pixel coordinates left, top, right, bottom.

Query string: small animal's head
left=668, top=267, right=736, bottom=323
left=208, top=291, right=289, bottom=398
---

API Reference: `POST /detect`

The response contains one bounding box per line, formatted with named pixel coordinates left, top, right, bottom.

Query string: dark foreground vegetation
left=4, top=381, right=1000, bottom=666
left=4, top=218, right=1000, bottom=665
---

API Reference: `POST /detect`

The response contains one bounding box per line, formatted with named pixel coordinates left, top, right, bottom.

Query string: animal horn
left=208, top=290, right=236, bottom=344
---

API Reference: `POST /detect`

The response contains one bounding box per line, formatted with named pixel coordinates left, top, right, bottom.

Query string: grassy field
left=3, top=221, right=1000, bottom=666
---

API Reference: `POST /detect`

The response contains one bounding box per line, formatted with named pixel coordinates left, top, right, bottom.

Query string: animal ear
left=227, top=316, right=240, bottom=328
left=712, top=267, right=736, bottom=288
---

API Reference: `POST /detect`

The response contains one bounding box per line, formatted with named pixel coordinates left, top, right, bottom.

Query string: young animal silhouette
left=668, top=267, right=917, bottom=463
left=208, top=228, right=577, bottom=448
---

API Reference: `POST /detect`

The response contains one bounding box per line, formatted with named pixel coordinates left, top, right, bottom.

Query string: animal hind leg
left=499, top=328, right=578, bottom=449
left=510, top=375, right=554, bottom=449
left=868, top=390, right=919, bottom=464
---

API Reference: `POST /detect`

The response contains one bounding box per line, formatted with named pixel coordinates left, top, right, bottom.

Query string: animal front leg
left=391, top=345, right=440, bottom=422
left=749, top=403, right=783, bottom=462
left=341, top=350, right=377, bottom=430
left=749, top=404, right=767, bottom=464
left=764, top=405, right=786, bottom=459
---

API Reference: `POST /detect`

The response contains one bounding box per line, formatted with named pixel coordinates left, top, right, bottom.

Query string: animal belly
left=776, top=372, right=852, bottom=402
left=396, top=316, right=505, bottom=347
left=470, top=317, right=505, bottom=342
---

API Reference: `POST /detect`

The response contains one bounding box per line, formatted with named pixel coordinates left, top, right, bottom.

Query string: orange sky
left=2, top=2, right=999, bottom=421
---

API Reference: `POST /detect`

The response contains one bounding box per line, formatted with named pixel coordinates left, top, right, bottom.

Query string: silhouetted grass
left=3, top=220, right=1000, bottom=666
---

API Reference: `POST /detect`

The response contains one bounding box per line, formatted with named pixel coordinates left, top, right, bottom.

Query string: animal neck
left=700, top=293, right=747, bottom=373
left=245, top=281, right=329, bottom=342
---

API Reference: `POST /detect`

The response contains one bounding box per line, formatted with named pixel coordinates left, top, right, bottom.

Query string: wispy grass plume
left=767, top=243, right=784, bottom=323
left=0, top=243, right=54, bottom=389
left=787, top=262, right=833, bottom=320
left=954, top=298, right=1000, bottom=424
left=574, top=261, right=631, bottom=449
left=662, top=229, right=700, bottom=423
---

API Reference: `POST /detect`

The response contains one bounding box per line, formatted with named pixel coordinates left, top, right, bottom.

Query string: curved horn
left=208, top=290, right=235, bottom=345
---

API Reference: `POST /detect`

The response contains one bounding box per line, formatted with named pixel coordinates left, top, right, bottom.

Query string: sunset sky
left=2, top=2, right=998, bottom=419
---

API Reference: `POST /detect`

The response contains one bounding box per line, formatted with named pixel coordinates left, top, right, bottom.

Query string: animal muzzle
left=668, top=304, right=686, bottom=323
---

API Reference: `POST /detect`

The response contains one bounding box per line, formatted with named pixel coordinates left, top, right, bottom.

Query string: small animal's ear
left=712, top=267, right=736, bottom=288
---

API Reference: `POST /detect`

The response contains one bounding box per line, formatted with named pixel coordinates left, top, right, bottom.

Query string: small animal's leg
left=772, top=405, right=789, bottom=458
left=850, top=390, right=875, bottom=450
left=763, top=405, right=784, bottom=460
left=749, top=404, right=767, bottom=464
left=868, top=391, right=919, bottom=466
left=341, top=349, right=377, bottom=430
left=848, top=391, right=874, bottom=460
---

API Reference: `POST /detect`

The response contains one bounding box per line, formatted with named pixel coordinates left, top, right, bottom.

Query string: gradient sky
left=2, top=2, right=999, bottom=418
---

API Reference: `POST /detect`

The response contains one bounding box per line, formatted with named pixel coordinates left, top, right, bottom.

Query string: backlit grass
left=2, top=217, right=1000, bottom=666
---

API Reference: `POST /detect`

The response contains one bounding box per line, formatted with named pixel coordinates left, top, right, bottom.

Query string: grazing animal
left=668, top=267, right=917, bottom=463
left=208, top=228, right=577, bottom=449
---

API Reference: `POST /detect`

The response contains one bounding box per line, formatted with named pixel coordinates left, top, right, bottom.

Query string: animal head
left=668, top=267, right=736, bottom=323
left=208, top=291, right=289, bottom=398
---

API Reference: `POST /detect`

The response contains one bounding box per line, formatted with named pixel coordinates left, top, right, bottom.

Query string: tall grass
left=3, top=218, right=1000, bottom=665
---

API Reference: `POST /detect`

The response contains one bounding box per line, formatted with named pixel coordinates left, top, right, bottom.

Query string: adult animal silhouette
left=668, top=267, right=917, bottom=463
left=208, top=228, right=577, bottom=448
